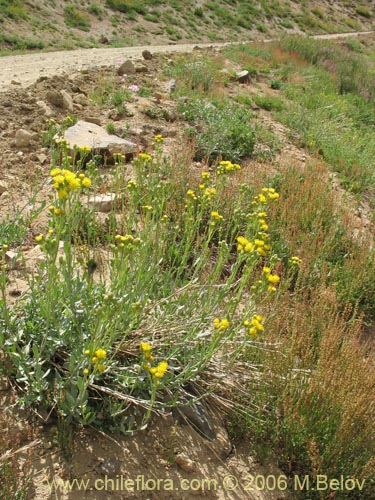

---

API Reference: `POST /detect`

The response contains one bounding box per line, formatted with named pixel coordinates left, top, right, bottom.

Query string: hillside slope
left=0, top=0, right=374, bottom=53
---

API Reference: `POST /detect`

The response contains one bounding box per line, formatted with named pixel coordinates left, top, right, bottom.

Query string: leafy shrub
left=194, top=6, right=204, bottom=17
left=87, top=3, right=103, bottom=18
left=179, top=98, right=256, bottom=162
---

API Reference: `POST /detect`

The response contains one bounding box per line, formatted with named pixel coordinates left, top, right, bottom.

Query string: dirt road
left=0, top=31, right=373, bottom=92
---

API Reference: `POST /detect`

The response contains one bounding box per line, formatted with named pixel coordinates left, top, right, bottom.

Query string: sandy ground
left=0, top=31, right=373, bottom=92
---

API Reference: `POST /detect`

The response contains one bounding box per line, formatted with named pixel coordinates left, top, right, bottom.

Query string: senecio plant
left=0, top=125, right=299, bottom=434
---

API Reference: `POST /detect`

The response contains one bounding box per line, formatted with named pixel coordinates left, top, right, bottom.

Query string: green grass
left=64, top=6, right=91, bottom=31
left=0, top=0, right=27, bottom=20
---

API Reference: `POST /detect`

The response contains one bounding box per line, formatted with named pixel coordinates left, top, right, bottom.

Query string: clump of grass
left=253, top=95, right=285, bottom=112
left=64, top=6, right=91, bottom=32
left=355, top=5, right=372, bottom=18
left=0, top=0, right=27, bottom=20
left=164, top=54, right=222, bottom=94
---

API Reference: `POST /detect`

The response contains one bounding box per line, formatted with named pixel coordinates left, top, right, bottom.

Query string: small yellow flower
left=267, top=274, right=280, bottom=284
left=35, top=234, right=44, bottom=243
left=48, top=205, right=55, bottom=212
left=154, top=134, right=164, bottom=143
left=82, top=177, right=91, bottom=188
left=98, top=364, right=105, bottom=373
left=83, top=368, right=89, bottom=376
left=54, top=208, right=62, bottom=215
left=50, top=168, right=61, bottom=177
left=140, top=342, right=152, bottom=353
left=58, top=189, right=68, bottom=199
left=249, top=327, right=258, bottom=339
left=214, top=318, right=230, bottom=330
left=95, top=349, right=107, bottom=360
left=84, top=349, right=90, bottom=356
left=92, top=356, right=98, bottom=363
left=153, top=361, right=168, bottom=379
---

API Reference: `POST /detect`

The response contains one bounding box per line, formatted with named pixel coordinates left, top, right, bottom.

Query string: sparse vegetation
left=1, top=9, right=375, bottom=500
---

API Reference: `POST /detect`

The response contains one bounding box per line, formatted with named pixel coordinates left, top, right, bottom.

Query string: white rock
left=88, top=193, right=117, bottom=213
left=62, top=120, right=136, bottom=155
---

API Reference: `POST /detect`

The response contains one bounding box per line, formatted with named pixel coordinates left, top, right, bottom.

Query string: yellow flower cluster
left=84, top=348, right=107, bottom=375
left=290, top=256, right=302, bottom=266
left=140, top=341, right=154, bottom=360
left=201, top=171, right=211, bottom=180
left=237, top=236, right=271, bottom=256
left=78, top=146, right=92, bottom=153
left=114, top=234, right=141, bottom=249
left=50, top=168, right=91, bottom=199
left=154, top=134, right=164, bottom=144
left=48, top=204, right=64, bottom=216
left=263, top=267, right=280, bottom=292
left=210, top=211, right=224, bottom=223
left=149, top=361, right=168, bottom=379
left=127, top=179, right=138, bottom=189
left=244, top=315, right=264, bottom=339
left=214, top=318, right=230, bottom=330
left=139, top=152, right=153, bottom=161
left=187, top=189, right=198, bottom=201
left=254, top=187, right=279, bottom=205
left=140, top=342, right=168, bottom=379
left=217, top=160, right=241, bottom=175
left=203, top=187, right=216, bottom=200
left=141, top=205, right=153, bottom=212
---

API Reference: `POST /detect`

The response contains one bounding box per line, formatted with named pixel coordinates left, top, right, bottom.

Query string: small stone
left=88, top=193, right=117, bottom=213
left=36, top=100, right=54, bottom=118
left=117, top=60, right=135, bottom=76
left=15, top=129, right=33, bottom=148
left=84, top=116, right=102, bottom=126
left=99, top=35, right=110, bottom=44
left=142, top=49, right=153, bottom=60
left=61, top=90, right=74, bottom=112
left=236, top=70, right=251, bottom=84
left=73, top=93, right=88, bottom=106
left=46, top=90, right=64, bottom=107
left=5, top=251, right=20, bottom=269
left=37, top=153, right=48, bottom=164
left=153, top=92, right=164, bottom=101
left=11, top=79, right=21, bottom=85
left=164, top=109, right=177, bottom=122
left=169, top=79, right=177, bottom=93
left=175, top=454, right=196, bottom=473
left=0, top=180, right=9, bottom=194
